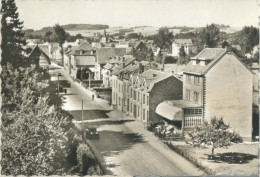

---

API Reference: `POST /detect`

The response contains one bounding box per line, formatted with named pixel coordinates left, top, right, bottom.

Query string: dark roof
left=134, top=40, right=145, bottom=49
left=183, top=48, right=227, bottom=75
left=96, top=48, right=127, bottom=64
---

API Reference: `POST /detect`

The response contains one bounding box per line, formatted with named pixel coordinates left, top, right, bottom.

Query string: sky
left=16, top=0, right=259, bottom=30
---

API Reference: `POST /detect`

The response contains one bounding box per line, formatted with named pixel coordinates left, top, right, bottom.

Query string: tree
left=54, top=24, right=66, bottom=65
left=155, top=50, right=163, bottom=63
left=154, top=28, right=174, bottom=51
left=1, top=0, right=26, bottom=66
left=147, top=48, right=154, bottom=62
left=178, top=45, right=187, bottom=64
left=1, top=65, right=75, bottom=175
left=200, top=24, right=220, bottom=48
left=240, top=26, right=259, bottom=54
left=188, top=117, right=243, bottom=156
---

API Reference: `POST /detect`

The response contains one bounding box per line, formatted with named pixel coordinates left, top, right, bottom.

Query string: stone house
left=156, top=48, right=253, bottom=140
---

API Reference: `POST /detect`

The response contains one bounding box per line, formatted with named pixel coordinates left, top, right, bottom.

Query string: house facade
left=156, top=48, right=253, bottom=140
left=27, top=45, right=51, bottom=69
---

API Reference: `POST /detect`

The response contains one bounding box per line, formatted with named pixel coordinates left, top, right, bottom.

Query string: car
left=85, top=128, right=99, bottom=139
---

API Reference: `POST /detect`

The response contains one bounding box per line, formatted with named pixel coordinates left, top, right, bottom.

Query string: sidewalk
left=54, top=63, right=112, bottom=111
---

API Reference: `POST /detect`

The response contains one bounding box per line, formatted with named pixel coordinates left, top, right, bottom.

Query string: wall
left=149, top=76, right=183, bottom=122
left=205, top=53, right=253, bottom=140
left=183, top=74, right=204, bottom=106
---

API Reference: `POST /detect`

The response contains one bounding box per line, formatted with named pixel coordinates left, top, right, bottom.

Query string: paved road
left=50, top=65, right=204, bottom=176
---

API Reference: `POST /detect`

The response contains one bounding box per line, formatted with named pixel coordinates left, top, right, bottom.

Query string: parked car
left=85, top=127, right=99, bottom=139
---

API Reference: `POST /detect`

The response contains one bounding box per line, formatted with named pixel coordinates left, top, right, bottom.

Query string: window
left=185, top=109, right=202, bottom=115
left=193, top=92, right=199, bottom=103
left=186, top=89, right=191, bottom=101
left=138, top=92, right=140, bottom=101
left=143, top=94, right=145, bottom=104
left=194, top=76, right=200, bottom=85
left=130, top=88, right=132, bottom=98
left=137, top=106, right=139, bottom=117
left=186, top=74, right=192, bottom=83
left=134, top=90, right=136, bottom=100
left=130, top=103, right=132, bottom=112
left=147, top=96, right=149, bottom=106
left=147, top=110, right=149, bottom=120
left=119, top=84, right=120, bottom=92
left=143, top=109, right=146, bottom=120
left=119, top=97, right=121, bottom=106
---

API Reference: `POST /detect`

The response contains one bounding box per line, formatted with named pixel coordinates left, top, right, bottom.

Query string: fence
left=184, top=116, right=203, bottom=128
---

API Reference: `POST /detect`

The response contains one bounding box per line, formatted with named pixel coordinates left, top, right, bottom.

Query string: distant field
left=65, top=26, right=243, bottom=37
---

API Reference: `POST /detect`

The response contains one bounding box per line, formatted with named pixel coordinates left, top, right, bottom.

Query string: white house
left=172, top=39, right=193, bottom=57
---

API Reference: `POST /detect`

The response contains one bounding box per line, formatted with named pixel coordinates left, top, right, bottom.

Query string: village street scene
left=1, top=0, right=259, bottom=176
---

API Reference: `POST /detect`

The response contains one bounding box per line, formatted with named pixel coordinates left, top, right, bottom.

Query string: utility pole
left=57, top=71, right=60, bottom=95
left=81, top=99, right=84, bottom=130
left=89, top=72, right=91, bottom=88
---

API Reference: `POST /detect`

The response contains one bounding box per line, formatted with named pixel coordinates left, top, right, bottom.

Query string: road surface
left=50, top=65, right=204, bottom=176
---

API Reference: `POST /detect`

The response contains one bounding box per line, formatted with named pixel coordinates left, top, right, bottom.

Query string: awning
left=156, top=102, right=184, bottom=121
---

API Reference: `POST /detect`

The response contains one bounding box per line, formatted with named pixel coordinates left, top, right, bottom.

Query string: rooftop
left=174, top=39, right=192, bottom=45
left=138, top=69, right=172, bottom=90
left=96, top=48, right=127, bottom=64
left=164, top=100, right=201, bottom=109
left=183, top=48, right=227, bottom=75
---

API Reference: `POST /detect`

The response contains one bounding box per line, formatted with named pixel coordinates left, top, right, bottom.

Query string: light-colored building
left=172, top=39, right=193, bottom=57
left=156, top=48, right=253, bottom=140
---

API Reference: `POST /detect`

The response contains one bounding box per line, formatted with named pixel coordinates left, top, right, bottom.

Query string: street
left=50, top=65, right=204, bottom=176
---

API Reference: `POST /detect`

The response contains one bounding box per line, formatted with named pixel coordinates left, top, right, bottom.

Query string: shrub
left=76, top=144, right=102, bottom=175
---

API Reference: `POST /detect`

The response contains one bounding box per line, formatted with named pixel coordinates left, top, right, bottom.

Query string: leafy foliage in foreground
left=1, top=65, right=75, bottom=175
left=188, top=117, right=243, bottom=155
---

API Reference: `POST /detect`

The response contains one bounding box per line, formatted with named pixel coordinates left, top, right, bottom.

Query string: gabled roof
left=174, top=39, right=192, bottom=45
left=183, top=48, right=253, bottom=75
left=28, top=45, right=51, bottom=64
left=71, top=42, right=94, bottom=55
left=134, top=40, right=145, bottom=49
left=96, top=48, right=127, bottom=64
left=183, top=48, right=227, bottom=75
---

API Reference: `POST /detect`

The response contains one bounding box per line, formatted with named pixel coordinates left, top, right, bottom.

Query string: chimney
left=123, top=62, right=125, bottom=68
